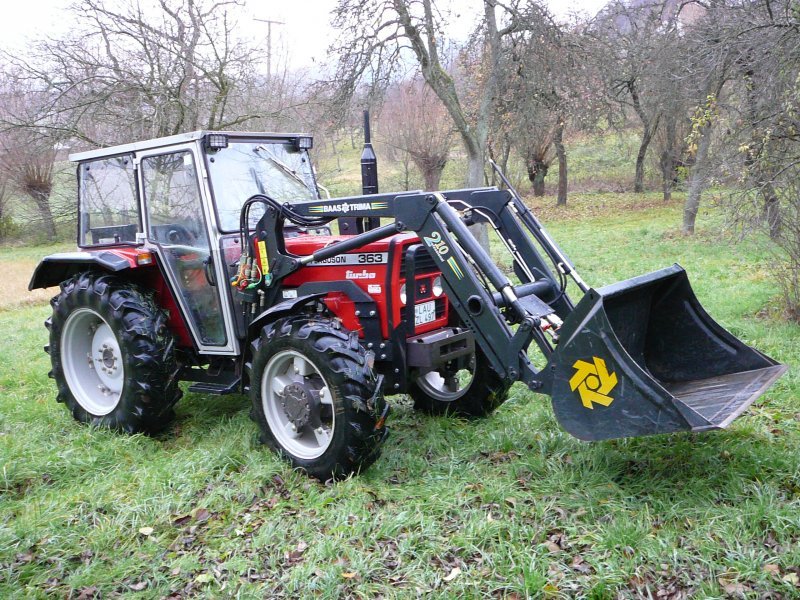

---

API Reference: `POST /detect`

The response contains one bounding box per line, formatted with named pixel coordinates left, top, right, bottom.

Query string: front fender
left=246, top=293, right=327, bottom=341
left=28, top=251, right=138, bottom=290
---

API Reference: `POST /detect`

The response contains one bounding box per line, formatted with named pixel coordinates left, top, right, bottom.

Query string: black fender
left=246, top=293, right=327, bottom=341
left=29, top=251, right=137, bottom=291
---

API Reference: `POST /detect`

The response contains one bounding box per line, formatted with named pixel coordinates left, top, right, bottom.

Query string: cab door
left=138, top=145, right=237, bottom=354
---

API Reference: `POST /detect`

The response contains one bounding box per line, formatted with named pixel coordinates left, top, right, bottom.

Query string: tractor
left=30, top=121, right=787, bottom=479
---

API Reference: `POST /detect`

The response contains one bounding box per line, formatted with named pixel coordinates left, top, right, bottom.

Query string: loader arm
left=248, top=185, right=787, bottom=441
left=251, top=187, right=567, bottom=391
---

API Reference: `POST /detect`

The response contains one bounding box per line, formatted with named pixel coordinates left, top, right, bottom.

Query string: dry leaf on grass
left=443, top=567, right=461, bottom=582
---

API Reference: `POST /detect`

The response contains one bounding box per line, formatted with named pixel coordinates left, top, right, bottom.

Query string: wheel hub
left=281, top=382, right=314, bottom=428
left=101, top=347, right=116, bottom=369
left=61, top=308, right=124, bottom=416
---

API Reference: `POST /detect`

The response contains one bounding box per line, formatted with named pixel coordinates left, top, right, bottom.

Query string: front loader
left=30, top=128, right=786, bottom=479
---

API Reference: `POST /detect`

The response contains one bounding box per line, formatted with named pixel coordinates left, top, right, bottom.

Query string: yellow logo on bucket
left=569, top=357, right=618, bottom=409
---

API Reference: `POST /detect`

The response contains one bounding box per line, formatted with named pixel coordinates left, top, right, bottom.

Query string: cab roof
left=68, top=130, right=311, bottom=163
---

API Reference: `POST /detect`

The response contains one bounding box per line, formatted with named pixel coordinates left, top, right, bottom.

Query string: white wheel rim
left=261, top=350, right=334, bottom=460
left=416, top=355, right=476, bottom=402
left=61, top=308, right=124, bottom=416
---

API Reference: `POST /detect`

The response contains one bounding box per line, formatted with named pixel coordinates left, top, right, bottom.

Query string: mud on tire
left=47, top=272, right=181, bottom=434
left=248, top=315, right=388, bottom=480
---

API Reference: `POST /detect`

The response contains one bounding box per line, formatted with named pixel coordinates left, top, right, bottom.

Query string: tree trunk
left=762, top=181, right=781, bottom=239
left=527, top=160, right=548, bottom=197
left=31, top=192, right=57, bottom=241
left=422, top=165, right=444, bottom=191
left=743, top=68, right=782, bottom=240
left=466, top=150, right=489, bottom=249
left=402, top=157, right=411, bottom=191
left=660, top=115, right=677, bottom=202
left=554, top=119, right=567, bottom=206
left=467, top=151, right=485, bottom=188
left=682, top=122, right=713, bottom=235
left=634, top=117, right=659, bottom=193
left=499, top=142, right=511, bottom=181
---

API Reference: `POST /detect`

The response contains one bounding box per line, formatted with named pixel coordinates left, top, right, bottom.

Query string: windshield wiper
left=254, top=145, right=312, bottom=191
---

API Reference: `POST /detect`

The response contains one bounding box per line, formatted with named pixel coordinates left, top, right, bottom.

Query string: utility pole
left=254, top=18, right=285, bottom=80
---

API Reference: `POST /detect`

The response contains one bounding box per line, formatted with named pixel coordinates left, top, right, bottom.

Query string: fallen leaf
left=172, top=514, right=191, bottom=526
left=571, top=555, right=592, bottom=574
left=763, top=564, right=780, bottom=576
left=542, top=583, right=559, bottom=597
left=195, top=573, right=214, bottom=584
left=138, top=526, right=154, bottom=536
left=783, top=572, right=800, bottom=586
left=76, top=586, right=98, bottom=599
left=505, top=497, right=517, bottom=509
left=545, top=542, right=562, bottom=554
left=128, top=581, right=147, bottom=591
left=443, top=566, right=461, bottom=582
left=193, top=508, right=211, bottom=522
left=342, top=571, right=358, bottom=579
left=487, top=512, right=495, bottom=522
left=721, top=581, right=749, bottom=595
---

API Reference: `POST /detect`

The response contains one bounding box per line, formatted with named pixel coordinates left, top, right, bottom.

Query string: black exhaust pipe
left=338, top=110, right=380, bottom=234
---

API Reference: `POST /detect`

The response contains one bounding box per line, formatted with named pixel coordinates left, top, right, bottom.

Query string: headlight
left=399, top=283, right=407, bottom=305
left=432, top=276, right=443, bottom=297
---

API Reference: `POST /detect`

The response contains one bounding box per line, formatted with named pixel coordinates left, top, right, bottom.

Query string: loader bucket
left=544, top=265, right=786, bottom=441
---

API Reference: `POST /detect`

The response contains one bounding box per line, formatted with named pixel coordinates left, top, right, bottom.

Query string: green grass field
left=1, top=192, right=798, bottom=598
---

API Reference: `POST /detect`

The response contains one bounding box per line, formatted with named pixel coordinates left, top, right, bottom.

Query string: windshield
left=207, top=141, right=318, bottom=231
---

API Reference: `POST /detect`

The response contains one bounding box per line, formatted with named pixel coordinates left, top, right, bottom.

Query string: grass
left=1, top=192, right=799, bottom=598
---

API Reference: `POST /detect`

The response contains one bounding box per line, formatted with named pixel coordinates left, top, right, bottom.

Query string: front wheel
left=248, top=316, right=388, bottom=480
left=409, top=346, right=510, bottom=418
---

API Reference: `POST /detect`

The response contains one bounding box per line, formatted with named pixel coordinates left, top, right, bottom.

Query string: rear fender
left=29, top=250, right=138, bottom=290
left=29, top=249, right=195, bottom=349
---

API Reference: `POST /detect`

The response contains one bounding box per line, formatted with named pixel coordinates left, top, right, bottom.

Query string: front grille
left=400, top=243, right=439, bottom=278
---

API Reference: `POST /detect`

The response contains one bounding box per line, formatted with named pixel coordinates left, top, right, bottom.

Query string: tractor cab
left=60, top=131, right=330, bottom=356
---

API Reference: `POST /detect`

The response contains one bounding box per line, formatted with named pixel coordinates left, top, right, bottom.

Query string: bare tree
left=709, top=0, right=800, bottom=316
left=496, top=17, right=584, bottom=204
left=0, top=130, right=58, bottom=241
left=0, top=71, right=63, bottom=241
left=589, top=0, right=685, bottom=193
left=5, top=0, right=264, bottom=146
left=380, top=79, right=456, bottom=191
left=330, top=0, right=553, bottom=246
left=679, top=2, right=734, bottom=235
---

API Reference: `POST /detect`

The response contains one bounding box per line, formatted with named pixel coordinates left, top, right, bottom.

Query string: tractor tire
left=409, top=346, right=510, bottom=418
left=248, top=315, right=388, bottom=480
left=47, top=272, right=181, bottom=434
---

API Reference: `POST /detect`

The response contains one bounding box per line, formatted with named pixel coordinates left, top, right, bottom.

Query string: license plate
left=414, top=300, right=436, bottom=326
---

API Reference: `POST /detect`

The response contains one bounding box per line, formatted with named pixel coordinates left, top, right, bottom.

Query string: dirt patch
left=0, top=258, right=55, bottom=311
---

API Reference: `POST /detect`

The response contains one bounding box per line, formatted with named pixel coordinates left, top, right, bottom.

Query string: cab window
left=78, top=154, right=139, bottom=246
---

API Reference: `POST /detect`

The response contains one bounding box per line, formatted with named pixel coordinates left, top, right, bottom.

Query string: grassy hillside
left=0, top=192, right=798, bottom=598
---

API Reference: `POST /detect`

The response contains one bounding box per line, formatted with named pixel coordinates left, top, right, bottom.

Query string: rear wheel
left=47, top=272, right=181, bottom=433
left=409, top=346, right=510, bottom=417
left=248, top=315, right=388, bottom=480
